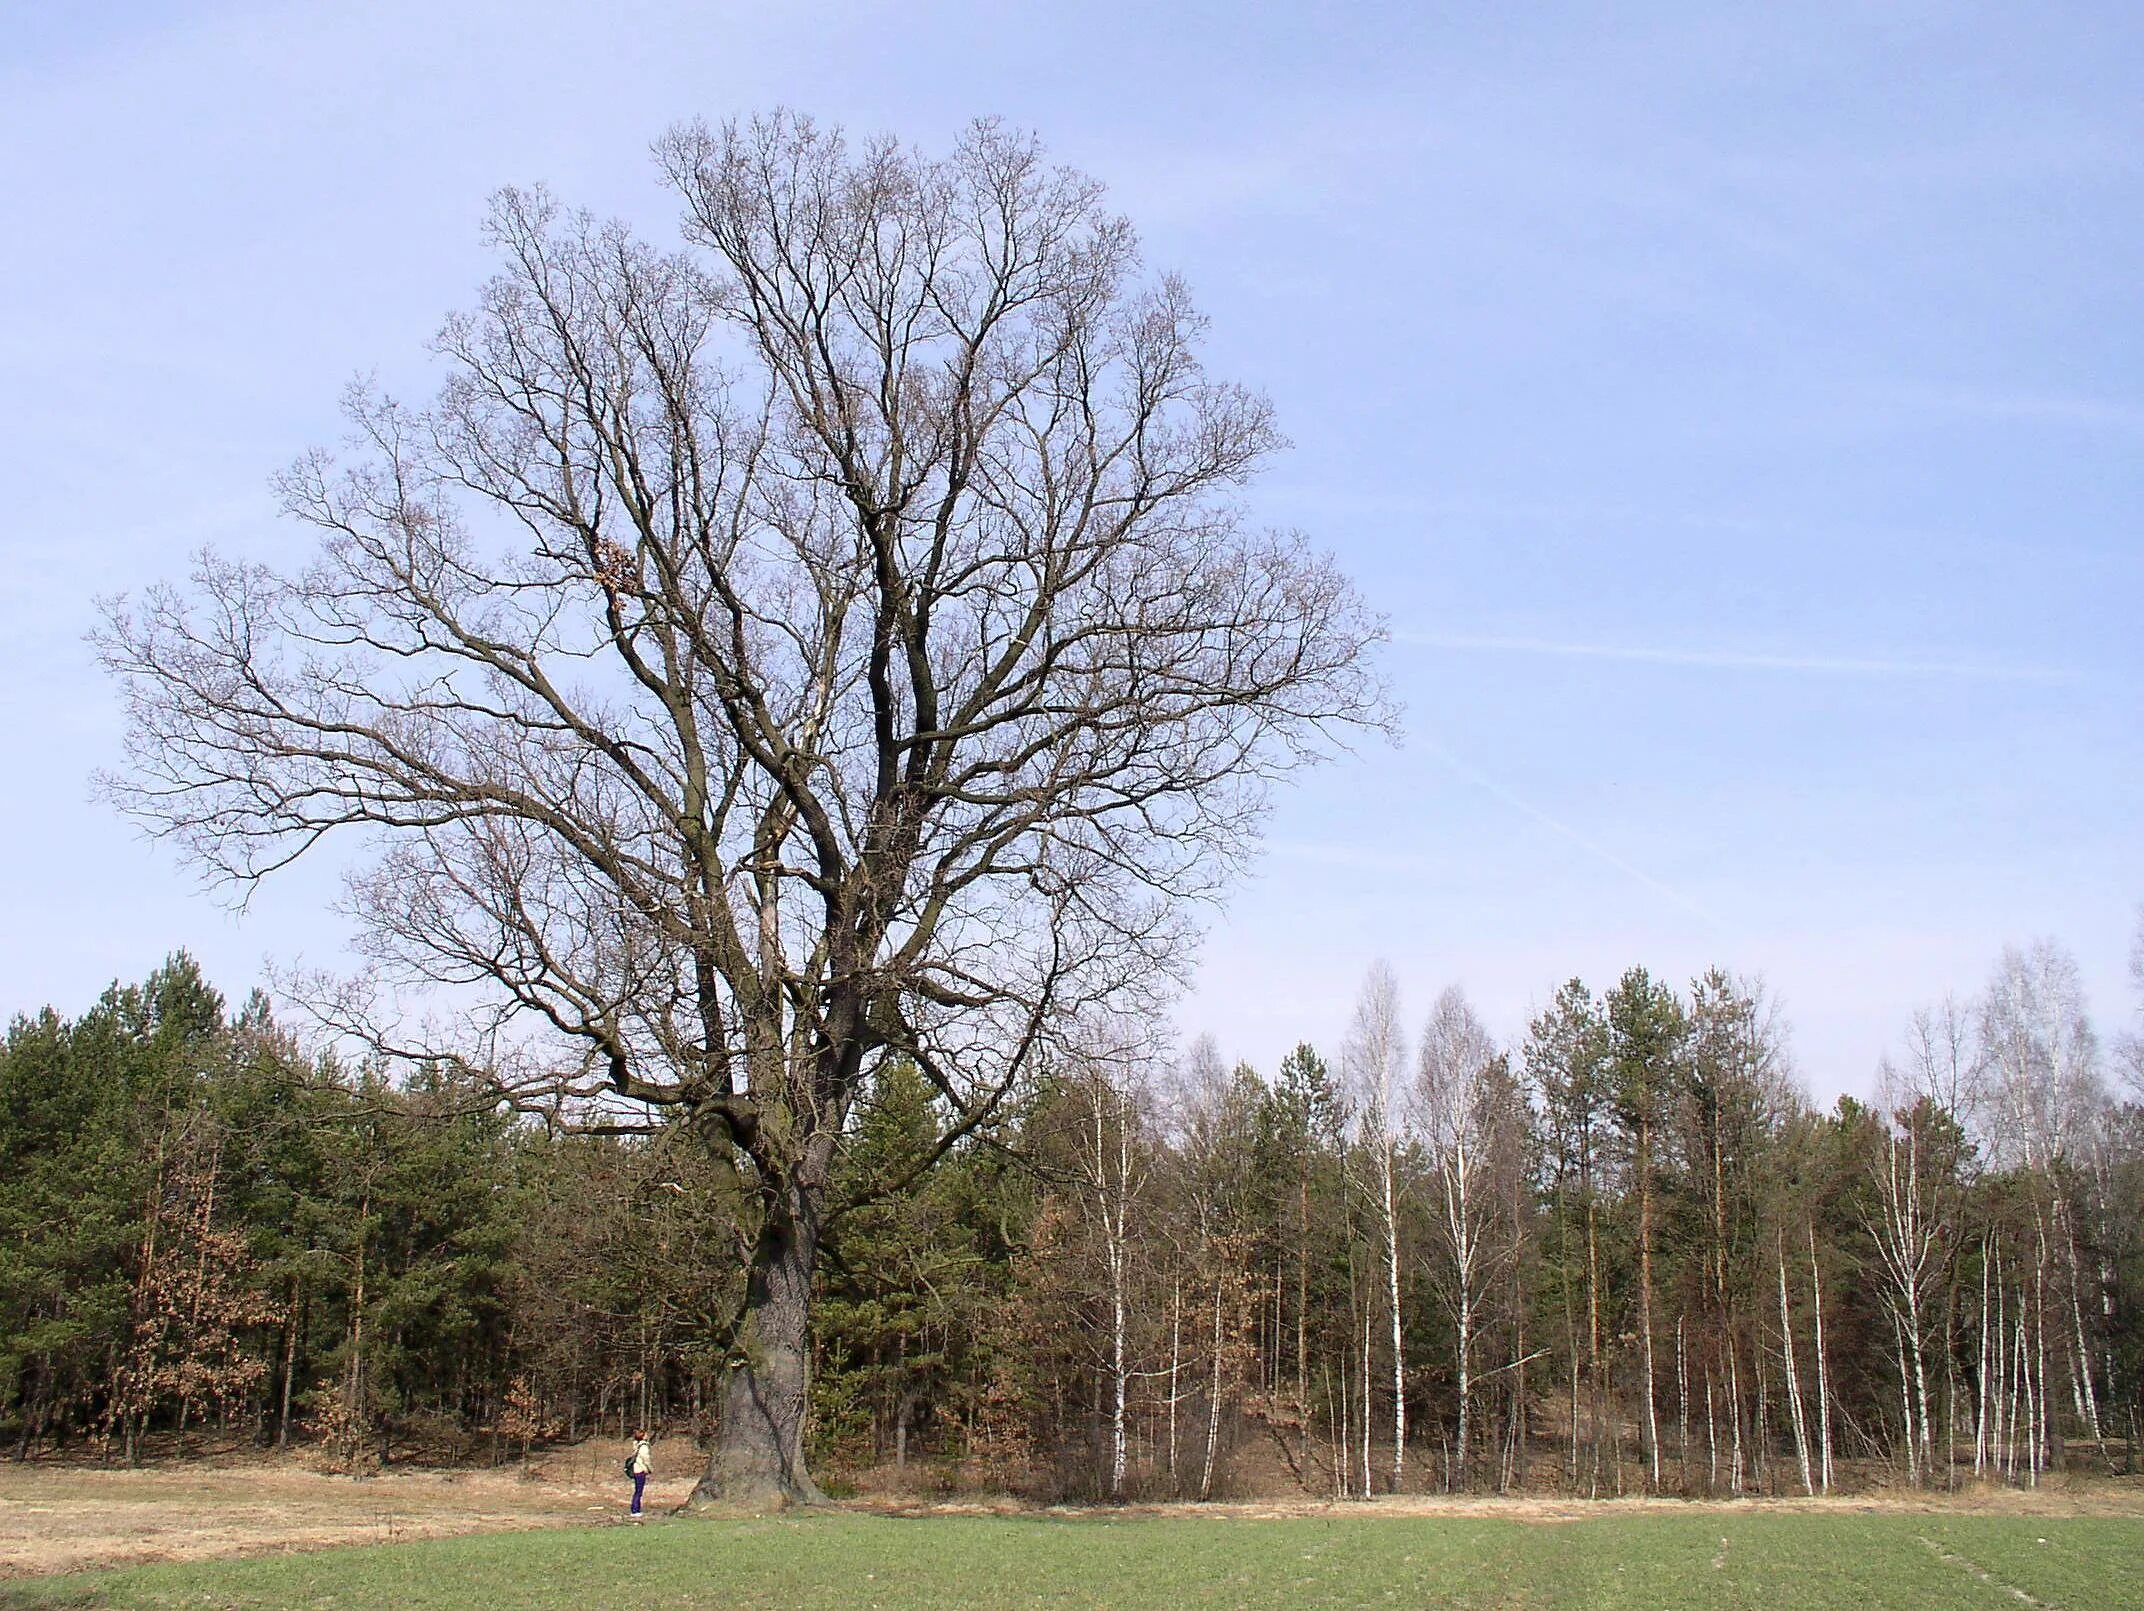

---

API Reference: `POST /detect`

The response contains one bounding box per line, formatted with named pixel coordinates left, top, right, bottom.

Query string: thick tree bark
left=696, top=1184, right=827, bottom=1509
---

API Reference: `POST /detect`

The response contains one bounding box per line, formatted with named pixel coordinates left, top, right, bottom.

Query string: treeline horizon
left=3, top=932, right=2140, bottom=1501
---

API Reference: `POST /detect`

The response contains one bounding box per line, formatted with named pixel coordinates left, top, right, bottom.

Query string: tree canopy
left=95, top=112, right=1388, bottom=1504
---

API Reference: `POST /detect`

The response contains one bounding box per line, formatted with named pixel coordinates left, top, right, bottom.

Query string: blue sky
left=3, top=1, right=2139, bottom=1096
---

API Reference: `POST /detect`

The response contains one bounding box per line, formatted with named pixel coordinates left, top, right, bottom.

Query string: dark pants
left=631, top=1472, right=647, bottom=1514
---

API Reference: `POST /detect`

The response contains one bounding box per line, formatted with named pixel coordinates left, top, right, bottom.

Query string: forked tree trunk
left=1893, top=1317, right=1917, bottom=1485
left=696, top=1184, right=826, bottom=1509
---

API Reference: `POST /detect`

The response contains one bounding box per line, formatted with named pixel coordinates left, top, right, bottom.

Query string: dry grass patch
left=0, top=1455, right=676, bottom=1578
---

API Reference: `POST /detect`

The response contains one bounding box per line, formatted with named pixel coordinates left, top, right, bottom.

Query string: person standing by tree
left=628, top=1428, right=653, bottom=1521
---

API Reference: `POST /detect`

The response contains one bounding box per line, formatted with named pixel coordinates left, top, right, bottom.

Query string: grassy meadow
left=5, top=1506, right=2140, bottom=1611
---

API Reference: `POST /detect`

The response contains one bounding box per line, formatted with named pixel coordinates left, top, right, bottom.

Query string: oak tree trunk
left=696, top=1186, right=826, bottom=1509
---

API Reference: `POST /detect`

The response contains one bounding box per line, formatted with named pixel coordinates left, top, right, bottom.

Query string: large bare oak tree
left=96, top=112, right=1388, bottom=1506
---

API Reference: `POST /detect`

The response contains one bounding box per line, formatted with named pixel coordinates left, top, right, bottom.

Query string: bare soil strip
left=1916, top=1534, right=2057, bottom=1609
left=0, top=1456, right=680, bottom=1579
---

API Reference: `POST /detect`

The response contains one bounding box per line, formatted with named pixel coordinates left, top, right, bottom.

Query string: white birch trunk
left=1704, top=1361, right=1719, bottom=1492
left=2034, top=1263, right=2049, bottom=1479
left=1728, top=1336, right=1745, bottom=1495
left=1675, top=1314, right=1689, bottom=1489
left=1086, top=1079, right=1137, bottom=1499
left=1383, top=1141, right=1405, bottom=1492
left=1893, top=1315, right=1917, bottom=1486
left=1641, top=1292, right=1661, bottom=1492
left=1809, top=1229, right=1833, bottom=1494
left=1778, top=1238, right=1814, bottom=1497
left=2055, top=1197, right=2101, bottom=1446
left=1201, top=1280, right=1223, bottom=1499
left=1454, top=1278, right=1471, bottom=1490
left=1976, top=1248, right=1992, bottom=1477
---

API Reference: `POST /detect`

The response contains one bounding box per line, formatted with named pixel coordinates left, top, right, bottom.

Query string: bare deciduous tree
left=1976, top=942, right=2102, bottom=1176
left=95, top=112, right=1387, bottom=1505
left=1976, top=941, right=2109, bottom=1448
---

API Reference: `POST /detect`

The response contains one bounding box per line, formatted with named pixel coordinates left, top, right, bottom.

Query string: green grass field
left=5, top=1508, right=2138, bottom=1610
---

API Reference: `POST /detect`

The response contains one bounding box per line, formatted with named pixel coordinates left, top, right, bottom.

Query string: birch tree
left=1342, top=962, right=1408, bottom=1491
left=1775, top=1233, right=1813, bottom=1495
left=1416, top=985, right=1519, bottom=1488
left=1072, top=1060, right=1145, bottom=1498
left=1867, top=1009, right=1973, bottom=1487
left=1977, top=942, right=2109, bottom=1448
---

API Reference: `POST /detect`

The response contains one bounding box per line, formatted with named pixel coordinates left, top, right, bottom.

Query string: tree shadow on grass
left=0, top=1585, right=110, bottom=1611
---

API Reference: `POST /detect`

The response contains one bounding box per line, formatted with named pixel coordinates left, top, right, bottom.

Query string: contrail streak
left=1423, top=736, right=1721, bottom=930
left=1394, top=632, right=2064, bottom=682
